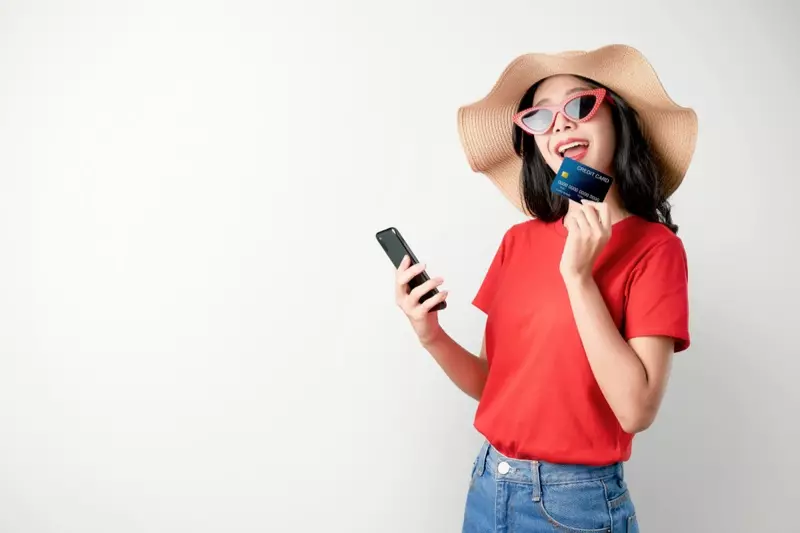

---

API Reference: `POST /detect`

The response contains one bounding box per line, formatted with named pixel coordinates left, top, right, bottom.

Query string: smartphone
left=375, top=227, right=446, bottom=312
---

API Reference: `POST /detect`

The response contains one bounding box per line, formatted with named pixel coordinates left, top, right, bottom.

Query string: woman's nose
left=552, top=111, right=575, bottom=133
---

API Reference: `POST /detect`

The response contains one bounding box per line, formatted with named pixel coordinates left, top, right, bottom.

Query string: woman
left=393, top=45, right=697, bottom=532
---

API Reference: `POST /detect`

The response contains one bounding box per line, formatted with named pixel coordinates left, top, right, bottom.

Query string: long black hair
left=513, top=76, right=678, bottom=233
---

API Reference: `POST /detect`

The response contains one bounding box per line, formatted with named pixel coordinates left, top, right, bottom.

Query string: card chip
left=561, top=171, right=569, bottom=178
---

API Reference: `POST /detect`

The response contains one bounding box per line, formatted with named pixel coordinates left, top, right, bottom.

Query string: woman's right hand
left=395, top=255, right=448, bottom=345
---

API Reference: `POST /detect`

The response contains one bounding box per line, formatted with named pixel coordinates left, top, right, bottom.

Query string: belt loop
left=476, top=441, right=490, bottom=477
left=531, top=460, right=541, bottom=502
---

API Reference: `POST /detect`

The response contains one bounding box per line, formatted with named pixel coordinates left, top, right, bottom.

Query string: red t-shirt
left=472, top=215, right=690, bottom=466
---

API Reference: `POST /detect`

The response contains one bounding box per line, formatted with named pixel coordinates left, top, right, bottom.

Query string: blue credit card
left=550, top=158, right=614, bottom=203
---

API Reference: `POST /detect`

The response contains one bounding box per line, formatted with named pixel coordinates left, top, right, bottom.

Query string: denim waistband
left=474, top=441, right=623, bottom=485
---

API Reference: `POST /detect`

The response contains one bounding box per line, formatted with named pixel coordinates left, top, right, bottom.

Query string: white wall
left=0, top=1, right=798, bottom=531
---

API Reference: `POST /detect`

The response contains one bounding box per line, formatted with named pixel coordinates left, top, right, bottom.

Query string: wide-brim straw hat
left=457, top=44, right=697, bottom=214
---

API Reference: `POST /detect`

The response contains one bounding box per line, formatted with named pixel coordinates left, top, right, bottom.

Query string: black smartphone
left=375, top=227, right=446, bottom=312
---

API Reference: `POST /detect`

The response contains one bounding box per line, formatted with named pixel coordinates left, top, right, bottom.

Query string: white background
left=1, top=1, right=798, bottom=531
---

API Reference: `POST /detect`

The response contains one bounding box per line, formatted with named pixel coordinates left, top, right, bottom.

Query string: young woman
left=393, top=45, right=697, bottom=532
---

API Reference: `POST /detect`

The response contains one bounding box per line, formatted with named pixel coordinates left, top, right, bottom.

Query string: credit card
left=550, top=157, right=614, bottom=203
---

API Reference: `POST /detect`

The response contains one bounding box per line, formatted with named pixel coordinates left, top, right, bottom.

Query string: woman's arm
left=560, top=201, right=681, bottom=434
left=563, top=275, right=673, bottom=433
left=422, top=330, right=488, bottom=401
left=394, top=255, right=489, bottom=401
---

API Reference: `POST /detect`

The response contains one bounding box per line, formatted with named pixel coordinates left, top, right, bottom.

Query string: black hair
left=513, top=76, right=678, bottom=233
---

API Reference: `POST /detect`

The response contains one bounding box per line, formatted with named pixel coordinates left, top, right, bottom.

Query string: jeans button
left=498, top=461, right=510, bottom=474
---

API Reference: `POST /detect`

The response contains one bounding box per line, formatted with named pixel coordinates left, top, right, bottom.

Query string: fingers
left=408, top=276, right=444, bottom=303
left=419, top=289, right=449, bottom=314
left=398, top=279, right=448, bottom=318
left=566, top=209, right=593, bottom=242
left=572, top=209, right=590, bottom=234
left=408, top=290, right=448, bottom=320
left=579, top=204, right=601, bottom=236
left=394, top=256, right=447, bottom=314
left=564, top=214, right=580, bottom=234
left=580, top=200, right=611, bottom=231
left=565, top=203, right=611, bottom=246
left=596, top=202, right=611, bottom=229
left=395, top=256, right=419, bottom=299
left=395, top=258, right=425, bottom=290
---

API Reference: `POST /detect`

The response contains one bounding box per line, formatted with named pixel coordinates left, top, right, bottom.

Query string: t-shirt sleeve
left=623, top=237, right=691, bottom=352
left=472, top=229, right=511, bottom=314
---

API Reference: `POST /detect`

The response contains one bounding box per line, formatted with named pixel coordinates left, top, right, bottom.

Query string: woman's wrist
left=419, top=324, right=446, bottom=348
left=562, top=271, right=595, bottom=292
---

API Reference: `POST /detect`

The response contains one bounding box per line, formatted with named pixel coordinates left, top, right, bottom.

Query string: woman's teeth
left=558, top=141, right=588, bottom=155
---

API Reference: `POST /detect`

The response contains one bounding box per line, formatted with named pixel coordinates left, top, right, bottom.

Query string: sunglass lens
left=565, top=95, right=598, bottom=120
left=521, top=109, right=553, bottom=133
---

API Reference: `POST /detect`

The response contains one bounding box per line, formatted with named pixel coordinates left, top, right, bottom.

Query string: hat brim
left=457, top=44, right=697, bottom=214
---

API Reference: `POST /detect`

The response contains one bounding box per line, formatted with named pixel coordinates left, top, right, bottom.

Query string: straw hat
left=457, top=44, right=697, bottom=214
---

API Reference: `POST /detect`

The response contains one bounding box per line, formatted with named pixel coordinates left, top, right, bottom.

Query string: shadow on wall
left=627, top=297, right=795, bottom=532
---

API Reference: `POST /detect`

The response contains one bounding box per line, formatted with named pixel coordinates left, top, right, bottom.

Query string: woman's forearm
left=421, top=329, right=488, bottom=401
left=563, top=274, right=651, bottom=432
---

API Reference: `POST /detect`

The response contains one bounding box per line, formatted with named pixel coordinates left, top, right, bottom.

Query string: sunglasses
left=513, top=88, right=612, bottom=135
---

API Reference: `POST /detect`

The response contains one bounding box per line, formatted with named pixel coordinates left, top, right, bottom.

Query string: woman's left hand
left=560, top=200, right=612, bottom=282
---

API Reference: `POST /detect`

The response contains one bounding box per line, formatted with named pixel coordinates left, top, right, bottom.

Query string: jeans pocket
left=626, top=513, right=639, bottom=533
left=538, top=480, right=611, bottom=532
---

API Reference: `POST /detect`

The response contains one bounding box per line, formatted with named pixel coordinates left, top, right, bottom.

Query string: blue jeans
left=462, top=441, right=639, bottom=533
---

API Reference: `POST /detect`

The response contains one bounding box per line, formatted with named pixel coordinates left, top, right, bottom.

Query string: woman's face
left=530, top=74, right=616, bottom=176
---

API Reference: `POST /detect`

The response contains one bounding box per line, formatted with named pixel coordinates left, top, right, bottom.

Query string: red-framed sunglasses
left=513, top=88, right=613, bottom=135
